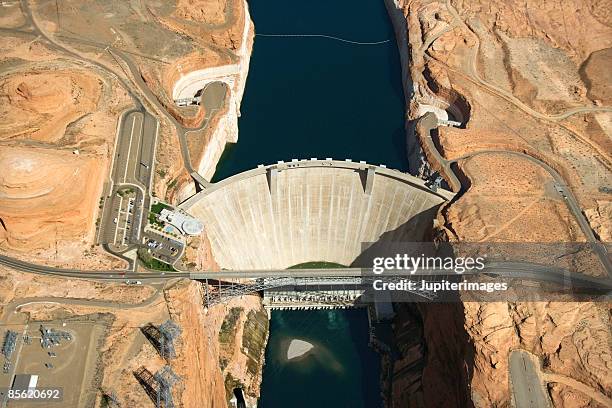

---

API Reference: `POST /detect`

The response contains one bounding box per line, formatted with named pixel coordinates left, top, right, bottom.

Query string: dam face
left=181, top=160, right=453, bottom=270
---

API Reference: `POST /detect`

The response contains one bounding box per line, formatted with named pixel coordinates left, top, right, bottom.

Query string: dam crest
left=181, top=159, right=454, bottom=270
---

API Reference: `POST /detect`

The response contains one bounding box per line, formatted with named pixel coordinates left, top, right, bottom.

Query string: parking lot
left=100, top=188, right=144, bottom=249
left=97, top=110, right=156, bottom=257
left=143, top=230, right=184, bottom=265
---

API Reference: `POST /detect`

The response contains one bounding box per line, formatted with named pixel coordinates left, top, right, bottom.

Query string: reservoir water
left=214, top=0, right=406, bottom=406
left=212, top=0, right=406, bottom=181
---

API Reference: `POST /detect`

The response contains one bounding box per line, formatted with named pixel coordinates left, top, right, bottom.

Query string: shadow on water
left=385, top=40, right=407, bottom=104
left=225, top=0, right=421, bottom=405
left=392, top=126, right=410, bottom=171
left=346, top=311, right=384, bottom=407
left=347, top=207, right=477, bottom=406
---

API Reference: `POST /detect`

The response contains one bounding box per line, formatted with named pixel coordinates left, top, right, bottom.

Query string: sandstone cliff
left=0, top=34, right=132, bottom=268
left=0, top=2, right=264, bottom=406
left=386, top=0, right=612, bottom=406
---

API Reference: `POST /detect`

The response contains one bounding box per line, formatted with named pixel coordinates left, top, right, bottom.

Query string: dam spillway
left=181, top=159, right=453, bottom=270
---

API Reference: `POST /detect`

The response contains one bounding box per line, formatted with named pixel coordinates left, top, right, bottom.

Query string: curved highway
left=18, top=0, right=219, bottom=179
left=417, top=112, right=612, bottom=282
left=0, top=0, right=608, bottom=301
left=2, top=253, right=610, bottom=297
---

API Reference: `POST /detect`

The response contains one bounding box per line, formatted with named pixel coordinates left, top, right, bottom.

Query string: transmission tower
left=158, top=320, right=181, bottom=359
left=154, top=366, right=180, bottom=408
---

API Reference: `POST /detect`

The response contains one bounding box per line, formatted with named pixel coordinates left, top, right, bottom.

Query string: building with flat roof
left=159, top=209, right=204, bottom=236
left=11, top=374, right=38, bottom=391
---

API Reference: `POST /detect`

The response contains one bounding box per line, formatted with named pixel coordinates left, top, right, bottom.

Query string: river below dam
left=259, top=309, right=382, bottom=407
left=212, top=0, right=406, bottom=406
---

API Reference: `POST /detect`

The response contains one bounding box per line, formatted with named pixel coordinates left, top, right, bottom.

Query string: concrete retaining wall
left=182, top=160, right=452, bottom=270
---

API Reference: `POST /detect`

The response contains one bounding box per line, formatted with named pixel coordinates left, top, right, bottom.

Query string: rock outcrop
left=385, top=0, right=612, bottom=406
left=0, top=33, right=132, bottom=267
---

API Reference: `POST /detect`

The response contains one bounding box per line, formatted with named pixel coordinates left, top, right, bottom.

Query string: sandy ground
left=391, top=0, right=612, bottom=406
left=0, top=0, right=251, bottom=266
left=0, top=266, right=157, bottom=306
left=0, top=1, right=262, bottom=407
left=0, top=32, right=132, bottom=268
left=1, top=1, right=260, bottom=406
left=0, top=268, right=266, bottom=408
left=287, top=339, right=314, bottom=360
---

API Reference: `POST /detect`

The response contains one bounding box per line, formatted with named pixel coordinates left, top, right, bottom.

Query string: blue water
left=259, top=309, right=382, bottom=408
left=217, top=0, right=405, bottom=405
left=211, top=0, right=406, bottom=182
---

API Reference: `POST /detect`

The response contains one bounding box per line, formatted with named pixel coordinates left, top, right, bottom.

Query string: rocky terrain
left=386, top=0, right=611, bottom=406
left=0, top=267, right=266, bottom=407
left=2, top=0, right=610, bottom=406
left=0, top=1, right=261, bottom=407
left=0, top=0, right=252, bottom=266
left=0, top=31, right=131, bottom=267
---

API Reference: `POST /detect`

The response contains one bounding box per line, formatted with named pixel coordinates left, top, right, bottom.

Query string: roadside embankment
left=384, top=1, right=612, bottom=407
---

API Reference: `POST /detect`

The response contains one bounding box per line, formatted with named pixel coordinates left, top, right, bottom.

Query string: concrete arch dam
left=180, top=160, right=454, bottom=270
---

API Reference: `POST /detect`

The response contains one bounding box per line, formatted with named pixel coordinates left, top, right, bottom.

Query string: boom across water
left=255, top=33, right=392, bottom=45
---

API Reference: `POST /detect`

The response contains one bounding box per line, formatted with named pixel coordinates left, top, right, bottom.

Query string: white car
left=125, top=280, right=142, bottom=285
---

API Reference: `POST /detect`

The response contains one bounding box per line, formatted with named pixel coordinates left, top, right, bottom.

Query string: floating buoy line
left=255, top=33, right=392, bottom=45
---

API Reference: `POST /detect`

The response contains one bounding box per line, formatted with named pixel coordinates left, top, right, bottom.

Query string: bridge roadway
left=1, top=254, right=610, bottom=292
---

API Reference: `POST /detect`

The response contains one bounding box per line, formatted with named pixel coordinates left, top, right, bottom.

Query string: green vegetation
left=137, top=249, right=175, bottom=272
left=218, top=308, right=245, bottom=383
left=167, top=179, right=178, bottom=189
left=150, top=202, right=172, bottom=215
left=288, top=261, right=346, bottom=269
left=242, top=308, right=269, bottom=376
left=219, top=357, right=229, bottom=371
left=148, top=212, right=162, bottom=227
left=148, top=202, right=172, bottom=227
left=157, top=168, right=167, bottom=178
left=219, top=307, right=243, bottom=345
left=116, top=187, right=134, bottom=198
left=99, top=393, right=118, bottom=408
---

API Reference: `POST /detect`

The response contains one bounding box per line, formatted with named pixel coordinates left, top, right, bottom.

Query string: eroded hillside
left=0, top=1, right=260, bottom=407
left=387, top=0, right=612, bottom=406
left=0, top=0, right=252, bottom=266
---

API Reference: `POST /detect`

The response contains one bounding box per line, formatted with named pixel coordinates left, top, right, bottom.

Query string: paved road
left=0, top=288, right=166, bottom=408
left=1, top=253, right=610, bottom=294
left=5, top=0, right=610, bottom=296
left=138, top=113, right=158, bottom=189
left=172, top=64, right=240, bottom=99
left=14, top=1, right=159, bottom=267
left=1, top=293, right=164, bottom=320
left=509, top=350, right=551, bottom=408
left=112, top=111, right=143, bottom=185
left=450, top=148, right=612, bottom=282
left=444, top=0, right=612, bottom=124
left=418, top=113, right=612, bottom=283
left=98, top=110, right=157, bottom=259
left=18, top=5, right=234, bottom=186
